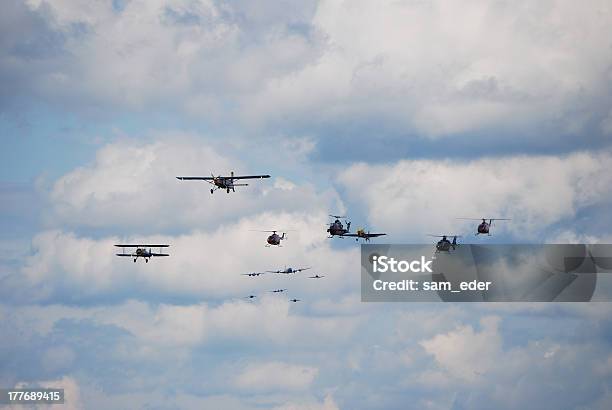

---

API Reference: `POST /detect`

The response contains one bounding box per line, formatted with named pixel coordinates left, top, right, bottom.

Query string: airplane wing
left=296, top=267, right=311, bottom=272
left=116, top=253, right=134, bottom=257
left=344, top=233, right=386, bottom=238
left=229, top=175, right=270, bottom=180
left=150, top=253, right=170, bottom=257
left=266, top=270, right=282, bottom=274
left=176, top=177, right=214, bottom=180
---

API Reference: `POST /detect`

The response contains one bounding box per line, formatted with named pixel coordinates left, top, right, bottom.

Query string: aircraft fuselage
left=477, top=220, right=490, bottom=235
left=267, top=233, right=283, bottom=246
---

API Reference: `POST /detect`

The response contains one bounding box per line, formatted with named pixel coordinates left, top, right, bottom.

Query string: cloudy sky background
left=1, top=0, right=612, bottom=408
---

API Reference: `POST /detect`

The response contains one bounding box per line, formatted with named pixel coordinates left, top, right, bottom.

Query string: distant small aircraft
left=267, top=267, right=310, bottom=274
left=289, top=298, right=301, bottom=303
left=308, top=274, right=325, bottom=279
left=242, top=272, right=266, bottom=277
left=428, top=235, right=461, bottom=253
left=343, top=228, right=387, bottom=242
left=245, top=295, right=257, bottom=299
left=176, top=171, right=270, bottom=194
left=270, top=289, right=287, bottom=293
left=115, top=244, right=170, bottom=263
left=327, top=215, right=351, bottom=237
left=457, top=217, right=511, bottom=236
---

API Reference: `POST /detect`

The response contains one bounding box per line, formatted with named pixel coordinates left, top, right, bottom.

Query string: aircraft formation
left=327, top=215, right=386, bottom=242
left=238, top=266, right=321, bottom=302
left=114, top=171, right=511, bottom=301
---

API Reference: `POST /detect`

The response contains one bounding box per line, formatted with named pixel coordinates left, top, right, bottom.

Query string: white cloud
left=2, top=301, right=612, bottom=409
left=235, top=361, right=318, bottom=392
left=337, top=151, right=612, bottom=240
left=0, top=297, right=363, bottom=354
left=19, top=0, right=323, bottom=118
left=17, top=210, right=359, bottom=301
left=4, top=2, right=612, bottom=409
left=46, top=136, right=341, bottom=232
left=9, top=0, right=612, bottom=137
left=273, top=394, right=339, bottom=410
left=420, top=316, right=502, bottom=383
left=245, top=0, right=612, bottom=136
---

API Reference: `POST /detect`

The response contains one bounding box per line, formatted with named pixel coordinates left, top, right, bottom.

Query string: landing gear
left=210, top=188, right=214, bottom=194
left=226, top=188, right=230, bottom=193
left=133, top=258, right=137, bottom=263
left=145, top=259, right=149, bottom=263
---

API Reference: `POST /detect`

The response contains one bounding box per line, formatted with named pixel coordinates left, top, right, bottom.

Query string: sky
left=1, top=0, right=612, bottom=408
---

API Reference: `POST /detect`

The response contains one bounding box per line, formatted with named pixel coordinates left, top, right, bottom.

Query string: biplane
left=115, top=244, right=170, bottom=263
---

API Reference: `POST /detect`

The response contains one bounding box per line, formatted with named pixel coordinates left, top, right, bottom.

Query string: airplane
left=115, top=244, right=170, bottom=263
left=289, top=298, right=301, bottom=303
left=176, top=171, right=270, bottom=194
left=428, top=235, right=461, bottom=253
left=245, top=295, right=257, bottom=299
left=267, top=267, right=311, bottom=274
left=242, top=272, right=266, bottom=277
left=270, top=289, right=287, bottom=293
left=343, top=228, right=387, bottom=242
left=327, top=215, right=351, bottom=237
left=457, top=217, right=511, bottom=236
left=308, top=274, right=325, bottom=279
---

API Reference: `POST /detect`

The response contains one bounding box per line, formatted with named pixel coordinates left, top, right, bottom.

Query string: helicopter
left=458, top=218, right=511, bottom=235
left=251, top=230, right=290, bottom=247
left=428, top=235, right=461, bottom=253
left=327, top=215, right=351, bottom=237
